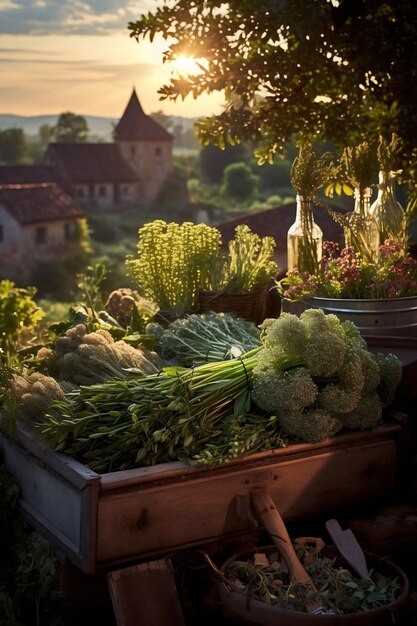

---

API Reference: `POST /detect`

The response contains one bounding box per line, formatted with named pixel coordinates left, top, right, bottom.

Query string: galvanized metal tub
left=281, top=296, right=417, bottom=337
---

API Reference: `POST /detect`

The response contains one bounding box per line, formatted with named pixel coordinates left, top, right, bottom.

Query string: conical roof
left=114, top=89, right=173, bottom=142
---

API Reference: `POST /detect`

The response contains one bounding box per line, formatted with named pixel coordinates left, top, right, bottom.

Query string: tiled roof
left=113, top=89, right=173, bottom=142
left=44, top=143, right=139, bottom=183
left=0, top=183, right=83, bottom=224
left=0, top=165, right=61, bottom=185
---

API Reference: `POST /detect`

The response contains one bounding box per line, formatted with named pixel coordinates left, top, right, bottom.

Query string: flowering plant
left=280, top=240, right=417, bottom=301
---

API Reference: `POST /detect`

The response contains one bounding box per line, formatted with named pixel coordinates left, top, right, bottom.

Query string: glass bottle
left=345, top=187, right=379, bottom=262
left=287, top=195, right=323, bottom=275
left=370, top=170, right=404, bottom=245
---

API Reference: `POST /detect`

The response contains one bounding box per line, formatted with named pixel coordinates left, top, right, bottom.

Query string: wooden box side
left=96, top=436, right=397, bottom=568
left=0, top=432, right=100, bottom=574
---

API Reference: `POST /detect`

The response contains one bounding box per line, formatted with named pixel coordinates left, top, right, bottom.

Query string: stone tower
left=114, top=89, right=173, bottom=204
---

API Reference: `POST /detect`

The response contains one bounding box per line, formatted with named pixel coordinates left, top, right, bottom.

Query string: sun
left=171, top=54, right=203, bottom=76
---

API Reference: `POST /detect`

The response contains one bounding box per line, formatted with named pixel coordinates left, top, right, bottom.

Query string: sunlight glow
left=171, top=54, right=204, bottom=76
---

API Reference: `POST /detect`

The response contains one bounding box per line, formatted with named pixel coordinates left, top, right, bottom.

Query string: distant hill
left=0, top=114, right=118, bottom=141
left=0, top=113, right=198, bottom=143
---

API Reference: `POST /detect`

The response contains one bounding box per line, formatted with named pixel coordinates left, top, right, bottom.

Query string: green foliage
left=52, top=112, right=89, bottom=143
left=0, top=281, right=44, bottom=361
left=150, top=311, right=261, bottom=366
left=221, top=162, right=259, bottom=203
left=0, top=128, right=27, bottom=164
left=215, top=224, right=278, bottom=294
left=129, top=0, right=417, bottom=184
left=0, top=465, right=62, bottom=626
left=126, top=220, right=221, bottom=318
left=199, top=143, right=248, bottom=184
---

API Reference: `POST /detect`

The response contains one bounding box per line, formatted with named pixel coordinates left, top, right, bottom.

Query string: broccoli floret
left=341, top=320, right=368, bottom=350
left=359, top=349, right=381, bottom=394
left=300, top=308, right=345, bottom=341
left=260, top=313, right=307, bottom=361
left=338, top=392, right=383, bottom=430
left=318, top=384, right=361, bottom=414
left=252, top=366, right=317, bottom=415
left=305, top=331, right=345, bottom=377
left=279, top=408, right=343, bottom=443
left=372, top=352, right=402, bottom=407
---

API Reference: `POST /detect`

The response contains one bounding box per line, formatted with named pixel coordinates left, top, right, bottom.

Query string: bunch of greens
left=149, top=312, right=261, bottom=367
left=126, top=220, right=221, bottom=319
left=36, top=324, right=161, bottom=386
left=35, top=310, right=401, bottom=472
left=213, top=225, right=278, bottom=295
left=224, top=540, right=401, bottom=614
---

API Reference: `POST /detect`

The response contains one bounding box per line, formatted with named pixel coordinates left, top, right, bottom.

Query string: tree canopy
left=0, top=128, right=27, bottom=164
left=52, top=112, right=89, bottom=143
left=129, top=0, right=417, bottom=185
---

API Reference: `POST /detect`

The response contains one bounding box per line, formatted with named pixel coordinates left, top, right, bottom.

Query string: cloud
left=0, top=0, right=154, bottom=35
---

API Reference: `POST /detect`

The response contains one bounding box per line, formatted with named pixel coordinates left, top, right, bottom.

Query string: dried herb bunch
left=340, top=140, right=377, bottom=192
left=290, top=142, right=335, bottom=198
left=377, top=134, right=402, bottom=174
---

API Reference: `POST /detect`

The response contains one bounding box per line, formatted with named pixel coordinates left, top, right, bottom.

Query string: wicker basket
left=198, top=289, right=267, bottom=325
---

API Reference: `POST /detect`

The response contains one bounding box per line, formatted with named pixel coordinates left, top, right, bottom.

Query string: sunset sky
left=0, top=0, right=224, bottom=119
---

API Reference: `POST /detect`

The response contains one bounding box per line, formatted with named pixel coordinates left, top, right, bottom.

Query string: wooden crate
left=0, top=420, right=401, bottom=574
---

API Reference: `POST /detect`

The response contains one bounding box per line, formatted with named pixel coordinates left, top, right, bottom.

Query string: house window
left=99, top=186, right=107, bottom=197
left=155, top=146, right=162, bottom=157
left=35, top=227, right=47, bottom=244
left=64, top=223, right=72, bottom=241
left=0, top=225, right=3, bottom=243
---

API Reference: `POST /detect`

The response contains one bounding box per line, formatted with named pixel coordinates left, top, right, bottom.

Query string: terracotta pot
left=207, top=545, right=409, bottom=626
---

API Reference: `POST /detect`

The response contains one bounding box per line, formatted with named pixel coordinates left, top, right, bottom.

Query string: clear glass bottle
left=345, top=187, right=380, bottom=262
left=370, top=171, right=404, bottom=245
left=287, top=195, right=323, bottom=274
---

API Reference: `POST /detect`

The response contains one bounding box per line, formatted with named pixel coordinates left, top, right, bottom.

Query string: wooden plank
left=0, top=429, right=99, bottom=573
left=11, top=421, right=100, bottom=488
left=100, top=424, right=400, bottom=492
left=96, top=438, right=397, bottom=566
left=108, top=559, right=186, bottom=626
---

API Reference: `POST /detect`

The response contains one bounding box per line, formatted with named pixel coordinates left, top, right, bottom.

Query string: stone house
left=43, top=89, right=173, bottom=209
left=0, top=183, right=84, bottom=282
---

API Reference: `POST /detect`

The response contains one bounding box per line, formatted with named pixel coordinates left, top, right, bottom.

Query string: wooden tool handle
left=250, top=490, right=316, bottom=588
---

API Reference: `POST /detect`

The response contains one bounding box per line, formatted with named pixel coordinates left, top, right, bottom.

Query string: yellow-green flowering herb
left=217, top=225, right=278, bottom=294
left=126, top=220, right=221, bottom=319
left=340, top=140, right=377, bottom=193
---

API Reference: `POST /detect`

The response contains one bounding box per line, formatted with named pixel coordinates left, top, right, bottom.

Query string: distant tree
left=199, top=143, right=248, bottom=184
left=0, top=128, right=27, bottom=164
left=52, top=112, right=89, bottom=143
left=150, top=110, right=174, bottom=131
left=221, top=162, right=259, bottom=202
left=38, top=124, right=54, bottom=148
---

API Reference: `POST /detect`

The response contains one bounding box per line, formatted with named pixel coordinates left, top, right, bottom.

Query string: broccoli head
left=279, top=408, right=343, bottom=443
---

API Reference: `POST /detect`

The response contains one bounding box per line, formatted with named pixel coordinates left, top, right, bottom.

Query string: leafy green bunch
left=126, top=220, right=221, bottom=319
left=215, top=225, right=278, bottom=294
left=36, top=310, right=401, bottom=471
